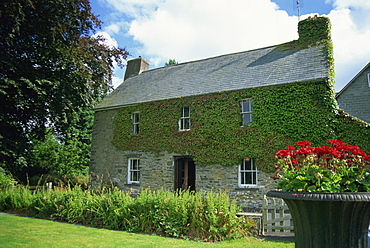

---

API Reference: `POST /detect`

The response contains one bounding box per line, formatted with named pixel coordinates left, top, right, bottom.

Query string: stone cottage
left=90, top=17, right=337, bottom=211
left=336, top=62, right=370, bottom=124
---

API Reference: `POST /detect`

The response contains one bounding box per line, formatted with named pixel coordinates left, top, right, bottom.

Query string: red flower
left=291, top=159, right=299, bottom=164
left=276, top=150, right=291, bottom=157
left=287, top=145, right=295, bottom=151
left=297, top=147, right=312, bottom=154
left=296, top=140, right=312, bottom=148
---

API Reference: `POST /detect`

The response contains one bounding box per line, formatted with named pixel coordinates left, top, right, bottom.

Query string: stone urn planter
left=267, top=190, right=370, bottom=248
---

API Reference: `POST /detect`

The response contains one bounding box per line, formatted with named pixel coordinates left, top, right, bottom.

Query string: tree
left=20, top=107, right=94, bottom=185
left=165, top=59, right=178, bottom=66
left=0, top=0, right=129, bottom=173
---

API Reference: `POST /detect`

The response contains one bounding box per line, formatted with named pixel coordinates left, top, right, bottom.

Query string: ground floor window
left=238, top=158, right=257, bottom=188
left=128, top=158, right=140, bottom=184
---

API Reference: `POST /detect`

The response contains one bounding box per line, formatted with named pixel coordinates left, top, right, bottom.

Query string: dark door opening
left=174, top=157, right=196, bottom=191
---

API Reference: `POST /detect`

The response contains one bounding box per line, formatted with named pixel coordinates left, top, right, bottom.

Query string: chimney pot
left=124, top=57, right=149, bottom=80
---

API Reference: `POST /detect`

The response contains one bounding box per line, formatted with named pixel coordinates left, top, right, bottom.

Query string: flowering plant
left=273, top=139, right=370, bottom=192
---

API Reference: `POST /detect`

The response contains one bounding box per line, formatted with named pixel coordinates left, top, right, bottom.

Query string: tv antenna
left=296, top=0, right=301, bottom=21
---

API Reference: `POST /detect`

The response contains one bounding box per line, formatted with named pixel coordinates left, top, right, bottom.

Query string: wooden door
left=174, top=157, right=195, bottom=191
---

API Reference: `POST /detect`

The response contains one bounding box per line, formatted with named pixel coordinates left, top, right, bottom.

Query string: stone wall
left=90, top=109, right=277, bottom=212
left=94, top=148, right=277, bottom=212
left=90, top=109, right=118, bottom=182
left=337, top=66, right=370, bottom=124
left=195, top=163, right=277, bottom=212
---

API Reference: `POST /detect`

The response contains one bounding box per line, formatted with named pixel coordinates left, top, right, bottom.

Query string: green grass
left=0, top=213, right=294, bottom=248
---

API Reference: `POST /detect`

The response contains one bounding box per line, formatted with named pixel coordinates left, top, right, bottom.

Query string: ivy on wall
left=112, top=80, right=344, bottom=172
left=334, top=110, right=370, bottom=149
left=111, top=16, right=370, bottom=172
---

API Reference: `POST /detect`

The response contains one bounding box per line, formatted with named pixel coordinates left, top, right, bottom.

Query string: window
left=131, top=112, right=139, bottom=134
left=240, top=100, right=252, bottom=126
left=368, top=73, right=370, bottom=87
left=238, top=158, right=258, bottom=188
left=179, top=107, right=191, bottom=131
left=128, top=158, right=140, bottom=184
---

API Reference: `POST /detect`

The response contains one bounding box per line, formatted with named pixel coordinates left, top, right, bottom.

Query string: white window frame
left=178, top=107, right=191, bottom=131
left=240, top=100, right=252, bottom=126
left=131, top=112, right=140, bottom=134
left=128, top=158, right=140, bottom=184
left=367, top=73, right=370, bottom=87
left=238, top=158, right=258, bottom=188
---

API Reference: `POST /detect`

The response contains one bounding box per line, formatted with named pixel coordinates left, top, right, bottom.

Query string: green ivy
left=111, top=16, right=370, bottom=172
left=298, top=16, right=331, bottom=45
left=334, top=110, right=370, bottom=149
left=112, top=81, right=343, bottom=172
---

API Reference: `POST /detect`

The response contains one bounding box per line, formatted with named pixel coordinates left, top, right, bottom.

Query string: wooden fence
left=262, top=195, right=294, bottom=235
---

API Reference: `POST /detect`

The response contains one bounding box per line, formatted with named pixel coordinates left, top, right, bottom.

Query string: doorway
left=174, top=157, right=196, bottom=191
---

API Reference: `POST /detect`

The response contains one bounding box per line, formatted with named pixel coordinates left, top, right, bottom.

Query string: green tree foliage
left=0, top=0, right=129, bottom=173
left=164, top=59, right=178, bottom=66
left=29, top=109, right=93, bottom=180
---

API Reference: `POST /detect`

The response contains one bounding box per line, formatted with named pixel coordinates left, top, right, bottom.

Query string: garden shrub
left=0, top=187, right=34, bottom=212
left=0, top=186, right=256, bottom=242
left=0, top=168, right=17, bottom=189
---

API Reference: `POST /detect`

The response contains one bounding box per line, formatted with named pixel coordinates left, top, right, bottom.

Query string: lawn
left=0, top=213, right=294, bottom=248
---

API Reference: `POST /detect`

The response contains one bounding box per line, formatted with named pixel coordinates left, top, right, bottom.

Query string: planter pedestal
left=266, top=191, right=370, bottom=248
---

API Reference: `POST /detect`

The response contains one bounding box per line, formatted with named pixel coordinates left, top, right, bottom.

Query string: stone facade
left=90, top=18, right=334, bottom=212
left=90, top=108, right=277, bottom=212
left=336, top=63, right=370, bottom=124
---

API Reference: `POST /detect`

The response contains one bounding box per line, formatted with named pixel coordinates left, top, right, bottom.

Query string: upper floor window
left=179, top=107, right=191, bottom=131
left=367, top=73, right=370, bottom=87
left=240, top=100, right=253, bottom=126
left=238, top=158, right=258, bottom=188
left=128, top=158, right=140, bottom=184
left=131, top=112, right=139, bottom=134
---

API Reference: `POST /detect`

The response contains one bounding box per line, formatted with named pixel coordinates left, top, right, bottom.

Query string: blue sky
left=89, top=0, right=370, bottom=92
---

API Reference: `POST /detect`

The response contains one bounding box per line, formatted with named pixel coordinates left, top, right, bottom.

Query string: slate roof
left=336, top=62, right=370, bottom=97
left=94, top=44, right=328, bottom=111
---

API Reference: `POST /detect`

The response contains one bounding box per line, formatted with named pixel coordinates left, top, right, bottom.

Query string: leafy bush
left=0, top=168, right=17, bottom=189
left=0, top=187, right=256, bottom=242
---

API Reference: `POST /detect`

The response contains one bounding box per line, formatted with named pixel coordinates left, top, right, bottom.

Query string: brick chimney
left=124, top=56, right=149, bottom=80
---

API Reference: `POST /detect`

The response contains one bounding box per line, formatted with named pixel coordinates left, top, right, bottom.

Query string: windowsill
left=235, top=186, right=259, bottom=190
left=125, top=183, right=140, bottom=186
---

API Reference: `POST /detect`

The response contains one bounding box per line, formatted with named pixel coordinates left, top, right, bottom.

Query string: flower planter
left=267, top=191, right=370, bottom=248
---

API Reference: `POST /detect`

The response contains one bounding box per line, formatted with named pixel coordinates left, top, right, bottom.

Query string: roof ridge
left=95, top=45, right=328, bottom=111
left=139, top=44, right=281, bottom=75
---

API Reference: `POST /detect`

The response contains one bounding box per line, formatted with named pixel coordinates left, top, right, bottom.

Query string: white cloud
left=129, top=0, right=298, bottom=67
left=329, top=0, right=370, bottom=33
left=327, top=3, right=370, bottom=90
left=105, top=23, right=121, bottom=35
left=112, top=75, right=124, bottom=88
left=93, top=32, right=126, bottom=88
left=102, top=0, right=370, bottom=92
left=94, top=31, right=119, bottom=48
left=330, top=0, right=370, bottom=9
left=103, top=0, right=162, bottom=19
